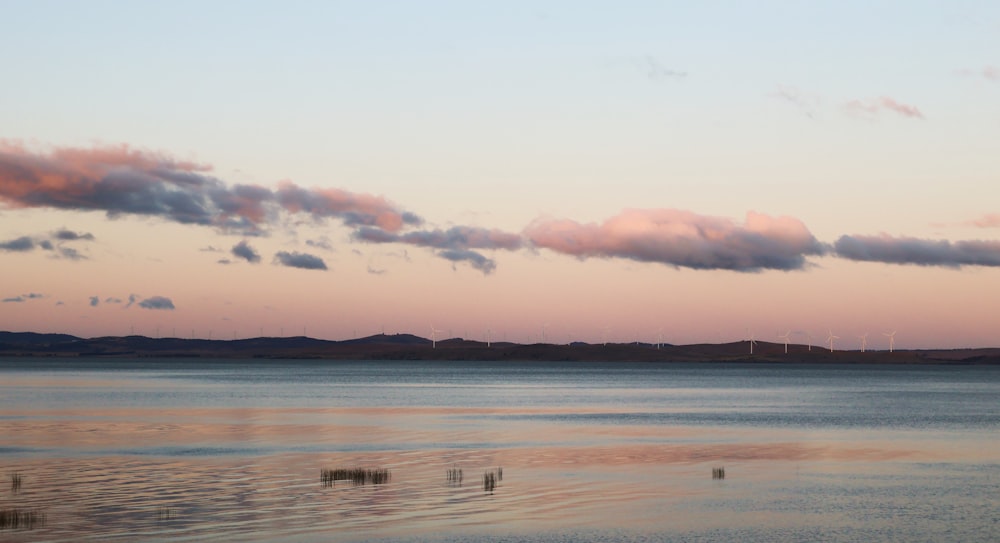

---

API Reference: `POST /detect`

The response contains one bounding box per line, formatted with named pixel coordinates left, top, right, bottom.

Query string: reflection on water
left=0, top=359, right=998, bottom=542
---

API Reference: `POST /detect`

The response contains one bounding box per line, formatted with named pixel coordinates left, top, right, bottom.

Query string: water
left=1, top=358, right=998, bottom=542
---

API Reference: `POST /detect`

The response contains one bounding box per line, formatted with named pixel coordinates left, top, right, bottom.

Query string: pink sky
left=2, top=143, right=999, bottom=349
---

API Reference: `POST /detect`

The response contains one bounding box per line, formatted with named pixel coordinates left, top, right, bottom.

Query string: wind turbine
left=656, top=327, right=664, bottom=350
left=778, top=331, right=791, bottom=354
left=826, top=330, right=839, bottom=352
left=430, top=325, right=443, bottom=349
left=858, top=332, right=869, bottom=353
left=803, top=331, right=814, bottom=352
left=883, top=330, right=896, bottom=353
left=747, top=329, right=757, bottom=355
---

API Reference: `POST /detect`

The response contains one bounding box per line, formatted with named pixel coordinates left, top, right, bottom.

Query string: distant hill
left=0, top=331, right=83, bottom=345
left=0, top=331, right=997, bottom=364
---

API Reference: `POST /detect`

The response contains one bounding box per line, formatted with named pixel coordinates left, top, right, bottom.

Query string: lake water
left=1, top=358, right=998, bottom=542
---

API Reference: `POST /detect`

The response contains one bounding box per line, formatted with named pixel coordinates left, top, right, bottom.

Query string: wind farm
left=2, top=329, right=997, bottom=364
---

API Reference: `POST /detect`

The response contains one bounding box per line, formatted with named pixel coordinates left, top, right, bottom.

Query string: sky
left=2, top=1, right=999, bottom=349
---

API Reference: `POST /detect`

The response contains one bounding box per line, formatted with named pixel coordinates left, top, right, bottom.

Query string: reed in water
left=483, top=467, right=503, bottom=494
left=10, top=472, right=22, bottom=492
left=0, top=508, right=45, bottom=530
left=321, top=467, right=391, bottom=487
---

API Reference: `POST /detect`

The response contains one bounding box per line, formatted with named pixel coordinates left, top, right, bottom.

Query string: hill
left=1, top=331, right=998, bottom=364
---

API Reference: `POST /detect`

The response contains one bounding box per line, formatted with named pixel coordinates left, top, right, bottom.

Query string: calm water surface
left=1, top=358, right=998, bottom=542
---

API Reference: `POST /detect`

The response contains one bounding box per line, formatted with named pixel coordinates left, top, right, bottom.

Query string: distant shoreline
left=2, top=331, right=998, bottom=364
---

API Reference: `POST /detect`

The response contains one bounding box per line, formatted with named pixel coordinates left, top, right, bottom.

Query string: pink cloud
left=275, top=182, right=420, bottom=232
left=0, top=141, right=419, bottom=234
left=844, top=96, right=924, bottom=119
left=956, top=66, right=999, bottom=81
left=972, top=213, right=1000, bottom=228
left=524, top=209, right=826, bottom=272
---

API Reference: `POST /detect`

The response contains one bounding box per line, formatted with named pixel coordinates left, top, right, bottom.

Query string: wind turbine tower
left=883, top=330, right=896, bottom=353
left=747, top=329, right=757, bottom=355
left=859, top=332, right=869, bottom=353
left=430, top=325, right=445, bottom=349
left=778, top=331, right=791, bottom=354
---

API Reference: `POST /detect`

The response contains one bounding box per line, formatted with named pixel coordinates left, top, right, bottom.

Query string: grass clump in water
left=482, top=467, right=503, bottom=494
left=321, top=467, right=391, bottom=487
left=10, top=472, right=22, bottom=492
left=446, top=466, right=463, bottom=486
left=712, top=466, right=726, bottom=480
left=0, top=508, right=45, bottom=530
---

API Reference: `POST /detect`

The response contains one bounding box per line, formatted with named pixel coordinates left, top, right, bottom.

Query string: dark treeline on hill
left=1, top=331, right=999, bottom=364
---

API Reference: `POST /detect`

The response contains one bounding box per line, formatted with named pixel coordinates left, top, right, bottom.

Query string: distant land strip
left=1, top=332, right=998, bottom=364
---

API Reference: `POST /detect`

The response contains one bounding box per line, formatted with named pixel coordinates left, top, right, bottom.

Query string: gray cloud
left=105, top=297, right=123, bottom=304
left=125, top=294, right=138, bottom=308
left=89, top=296, right=99, bottom=307
left=643, top=56, right=688, bottom=81
left=0, top=228, right=93, bottom=257
left=231, top=240, right=261, bottom=263
left=274, top=251, right=328, bottom=270
left=53, top=229, right=95, bottom=241
left=0, top=236, right=34, bottom=251
left=439, top=249, right=497, bottom=274
left=353, top=225, right=522, bottom=274
left=2, top=292, right=43, bottom=303
left=306, top=237, right=334, bottom=251
left=138, top=296, right=175, bottom=310
left=834, top=234, right=1000, bottom=267
left=58, top=247, right=86, bottom=260
left=771, top=85, right=821, bottom=118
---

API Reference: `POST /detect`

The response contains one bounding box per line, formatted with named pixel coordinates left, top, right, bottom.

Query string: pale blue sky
left=4, top=2, right=996, bottom=228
